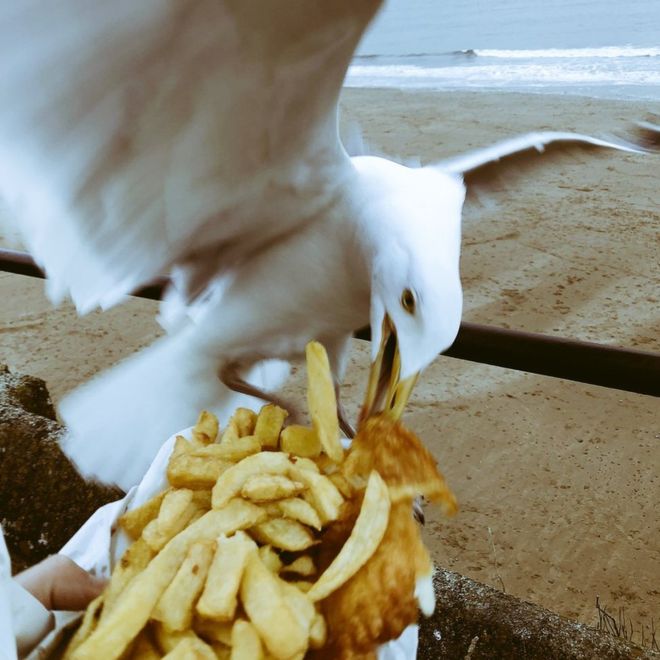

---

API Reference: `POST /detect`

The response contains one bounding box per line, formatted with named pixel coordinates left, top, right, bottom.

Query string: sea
left=347, top=0, right=660, bottom=101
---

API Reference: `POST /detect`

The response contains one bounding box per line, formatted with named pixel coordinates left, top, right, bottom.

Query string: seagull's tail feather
left=59, top=334, right=290, bottom=491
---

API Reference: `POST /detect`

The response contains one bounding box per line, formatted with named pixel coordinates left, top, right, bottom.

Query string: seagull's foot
left=413, top=497, right=426, bottom=526
left=219, top=362, right=301, bottom=422
left=335, top=383, right=355, bottom=439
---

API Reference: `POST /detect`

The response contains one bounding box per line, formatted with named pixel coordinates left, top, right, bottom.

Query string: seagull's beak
left=358, top=316, right=419, bottom=427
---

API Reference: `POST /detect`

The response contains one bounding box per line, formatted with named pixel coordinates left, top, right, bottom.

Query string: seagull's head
left=352, top=157, right=466, bottom=424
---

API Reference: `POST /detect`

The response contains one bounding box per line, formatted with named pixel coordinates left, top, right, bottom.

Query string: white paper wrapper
left=27, top=427, right=418, bottom=659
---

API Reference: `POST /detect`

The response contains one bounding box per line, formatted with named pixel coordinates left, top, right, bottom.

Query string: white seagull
left=0, top=1, right=657, bottom=489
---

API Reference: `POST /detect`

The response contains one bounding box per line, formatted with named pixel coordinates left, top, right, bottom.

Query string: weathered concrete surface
left=418, top=569, right=657, bottom=659
left=0, top=365, right=122, bottom=573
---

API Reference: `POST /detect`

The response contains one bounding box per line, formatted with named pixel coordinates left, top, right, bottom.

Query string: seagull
left=0, top=2, right=657, bottom=489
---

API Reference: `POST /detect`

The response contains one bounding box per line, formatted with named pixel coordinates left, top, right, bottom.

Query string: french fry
left=62, top=595, right=103, bottom=658
left=196, top=531, right=256, bottom=621
left=142, top=489, right=197, bottom=551
left=258, top=544, right=283, bottom=573
left=192, top=436, right=261, bottom=462
left=167, top=453, right=233, bottom=489
left=279, top=580, right=316, bottom=637
left=161, top=635, right=216, bottom=659
left=220, top=418, right=240, bottom=444
left=281, top=555, right=316, bottom=577
left=241, top=474, right=305, bottom=502
left=193, top=617, right=233, bottom=646
left=307, top=471, right=390, bottom=602
left=275, top=497, right=322, bottom=531
left=309, top=612, right=327, bottom=650
left=279, top=425, right=321, bottom=458
left=239, top=553, right=307, bottom=659
left=118, top=489, right=168, bottom=540
left=153, top=540, right=215, bottom=631
left=290, top=581, right=313, bottom=593
left=128, top=629, right=161, bottom=660
left=230, top=619, right=264, bottom=660
left=101, top=538, right=154, bottom=620
left=191, top=489, right=213, bottom=510
left=305, top=342, right=343, bottom=463
left=211, top=452, right=293, bottom=509
left=71, top=502, right=266, bottom=660
left=289, top=456, right=320, bottom=473
left=152, top=623, right=199, bottom=653
left=289, top=467, right=344, bottom=525
left=231, top=408, right=257, bottom=437
left=191, top=410, right=219, bottom=445
left=328, top=472, right=354, bottom=499
left=250, top=518, right=317, bottom=552
left=254, top=404, right=288, bottom=449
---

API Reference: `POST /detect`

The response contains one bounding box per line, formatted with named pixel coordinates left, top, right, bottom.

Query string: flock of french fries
left=63, top=342, right=456, bottom=660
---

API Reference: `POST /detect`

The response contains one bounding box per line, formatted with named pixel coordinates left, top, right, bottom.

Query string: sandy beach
left=1, top=89, right=658, bottom=639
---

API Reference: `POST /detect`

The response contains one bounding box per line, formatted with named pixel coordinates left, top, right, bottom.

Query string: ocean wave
left=472, top=46, right=660, bottom=59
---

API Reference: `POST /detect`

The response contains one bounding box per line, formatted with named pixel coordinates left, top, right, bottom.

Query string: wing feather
left=439, top=123, right=659, bottom=201
left=0, top=0, right=382, bottom=310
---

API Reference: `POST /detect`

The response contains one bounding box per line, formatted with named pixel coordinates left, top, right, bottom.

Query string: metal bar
left=2, top=248, right=659, bottom=397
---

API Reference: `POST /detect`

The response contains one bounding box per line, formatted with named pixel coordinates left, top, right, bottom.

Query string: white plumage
left=1, top=1, right=656, bottom=488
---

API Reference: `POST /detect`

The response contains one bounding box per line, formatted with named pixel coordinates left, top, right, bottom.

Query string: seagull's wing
left=0, top=0, right=382, bottom=311
left=439, top=121, right=659, bottom=200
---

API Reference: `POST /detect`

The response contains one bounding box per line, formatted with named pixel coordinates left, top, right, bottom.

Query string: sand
left=1, top=89, right=658, bottom=640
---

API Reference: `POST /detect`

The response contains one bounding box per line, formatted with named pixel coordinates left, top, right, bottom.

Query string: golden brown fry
left=167, top=453, right=233, bottom=490
left=231, top=407, right=258, bottom=437
left=196, top=531, right=256, bottom=621
left=305, top=341, right=343, bottom=463
left=71, top=502, right=266, bottom=660
left=307, top=471, right=390, bottom=602
left=290, top=581, right=313, bottom=594
left=128, top=630, right=161, bottom=660
left=142, top=489, right=197, bottom=552
left=118, top=489, right=168, bottom=540
left=328, top=472, right=354, bottom=499
left=211, top=452, right=293, bottom=509
left=153, top=540, right=215, bottom=631
left=152, top=623, right=198, bottom=653
left=161, top=635, right=216, bottom=659
left=239, top=553, right=307, bottom=659
left=62, top=594, right=103, bottom=658
left=192, top=410, right=219, bottom=445
left=279, top=580, right=315, bottom=636
left=279, top=425, right=321, bottom=458
left=191, top=489, right=212, bottom=510
left=254, top=404, right=288, bottom=449
left=289, top=467, right=344, bottom=525
left=289, top=456, right=320, bottom=473
left=258, top=544, right=283, bottom=574
left=241, top=474, right=305, bottom=502
left=101, top=538, right=154, bottom=621
left=192, top=436, right=261, bottom=462
left=309, top=612, right=327, bottom=650
left=250, top=518, right=317, bottom=552
left=193, top=617, right=233, bottom=646
left=220, top=418, right=240, bottom=444
left=281, top=555, right=316, bottom=577
left=230, top=619, right=264, bottom=660
left=275, top=497, right=322, bottom=531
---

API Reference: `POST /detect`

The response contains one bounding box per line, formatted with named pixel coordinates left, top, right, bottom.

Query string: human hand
left=15, top=554, right=106, bottom=611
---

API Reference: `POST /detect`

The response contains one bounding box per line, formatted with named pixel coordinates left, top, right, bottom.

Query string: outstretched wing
left=0, top=0, right=382, bottom=311
left=439, top=121, right=659, bottom=199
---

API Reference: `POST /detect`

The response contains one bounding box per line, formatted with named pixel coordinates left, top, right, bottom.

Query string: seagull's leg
left=335, top=383, right=355, bottom=439
left=320, top=333, right=355, bottom=438
left=219, top=361, right=300, bottom=420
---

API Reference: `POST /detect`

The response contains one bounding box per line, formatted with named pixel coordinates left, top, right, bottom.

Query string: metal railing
left=2, top=247, right=658, bottom=397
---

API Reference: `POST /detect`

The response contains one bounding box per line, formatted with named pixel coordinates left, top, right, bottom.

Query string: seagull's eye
left=401, top=288, right=416, bottom=314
